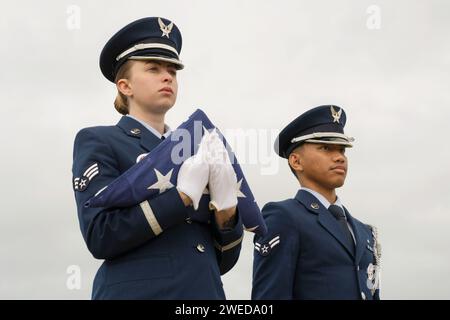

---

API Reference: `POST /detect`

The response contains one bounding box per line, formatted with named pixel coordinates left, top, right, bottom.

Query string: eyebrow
left=144, top=60, right=161, bottom=66
left=316, top=144, right=342, bottom=150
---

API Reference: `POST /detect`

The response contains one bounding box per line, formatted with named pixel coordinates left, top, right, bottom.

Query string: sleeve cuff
left=141, top=187, right=188, bottom=235
left=212, top=208, right=244, bottom=252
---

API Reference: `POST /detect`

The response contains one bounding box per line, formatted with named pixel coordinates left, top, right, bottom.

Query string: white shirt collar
left=126, top=114, right=171, bottom=139
left=301, top=187, right=344, bottom=210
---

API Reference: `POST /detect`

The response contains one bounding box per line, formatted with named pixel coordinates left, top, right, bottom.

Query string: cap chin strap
left=291, top=132, right=355, bottom=144
left=116, top=43, right=179, bottom=61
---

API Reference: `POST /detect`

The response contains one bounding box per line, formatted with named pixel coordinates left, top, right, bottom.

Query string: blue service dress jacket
left=72, top=116, right=244, bottom=299
left=252, top=189, right=380, bottom=300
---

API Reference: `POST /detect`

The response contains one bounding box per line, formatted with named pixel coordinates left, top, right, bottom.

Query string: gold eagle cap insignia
left=158, top=17, right=174, bottom=38
left=330, top=106, right=342, bottom=123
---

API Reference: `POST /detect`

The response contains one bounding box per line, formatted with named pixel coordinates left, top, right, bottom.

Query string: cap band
left=291, top=132, right=354, bottom=144
left=116, top=43, right=179, bottom=61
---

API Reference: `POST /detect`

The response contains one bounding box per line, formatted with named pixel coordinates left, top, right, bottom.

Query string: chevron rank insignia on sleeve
left=73, top=163, right=99, bottom=192
left=254, top=235, right=280, bottom=257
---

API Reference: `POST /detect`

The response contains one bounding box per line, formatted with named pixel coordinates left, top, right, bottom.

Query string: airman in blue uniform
left=252, top=105, right=381, bottom=300
left=72, top=17, right=243, bottom=299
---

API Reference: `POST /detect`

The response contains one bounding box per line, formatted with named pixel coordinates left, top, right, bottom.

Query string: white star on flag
left=148, top=168, right=174, bottom=193
left=236, top=178, right=246, bottom=198
left=202, top=126, right=216, bottom=140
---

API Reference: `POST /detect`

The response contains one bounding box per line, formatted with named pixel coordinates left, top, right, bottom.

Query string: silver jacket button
left=196, top=244, right=205, bottom=253
left=361, top=292, right=366, bottom=300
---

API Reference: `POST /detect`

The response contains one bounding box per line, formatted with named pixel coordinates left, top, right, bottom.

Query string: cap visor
left=128, top=56, right=184, bottom=69
left=304, top=139, right=353, bottom=147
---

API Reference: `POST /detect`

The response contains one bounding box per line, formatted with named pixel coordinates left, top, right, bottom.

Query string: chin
left=322, top=176, right=346, bottom=189
left=331, top=179, right=346, bottom=188
left=146, top=103, right=174, bottom=114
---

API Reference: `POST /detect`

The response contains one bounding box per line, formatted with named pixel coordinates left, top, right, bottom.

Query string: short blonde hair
left=113, top=60, right=133, bottom=115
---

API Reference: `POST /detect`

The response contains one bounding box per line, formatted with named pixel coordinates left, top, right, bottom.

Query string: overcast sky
left=1, top=0, right=449, bottom=299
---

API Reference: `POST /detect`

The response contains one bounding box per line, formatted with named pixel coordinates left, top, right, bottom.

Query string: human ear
left=116, top=79, right=133, bottom=97
left=289, top=152, right=304, bottom=173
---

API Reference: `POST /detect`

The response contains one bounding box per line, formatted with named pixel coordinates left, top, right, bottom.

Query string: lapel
left=116, top=116, right=162, bottom=152
left=344, top=207, right=365, bottom=265
left=294, top=189, right=355, bottom=259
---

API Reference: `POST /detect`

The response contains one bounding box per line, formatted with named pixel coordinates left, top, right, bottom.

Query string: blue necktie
left=328, top=205, right=355, bottom=253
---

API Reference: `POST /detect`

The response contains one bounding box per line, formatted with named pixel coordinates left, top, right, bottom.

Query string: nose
left=162, top=68, right=173, bottom=83
left=333, top=150, right=346, bottom=163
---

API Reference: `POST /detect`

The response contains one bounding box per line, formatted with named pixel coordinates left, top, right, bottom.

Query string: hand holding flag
left=85, top=109, right=268, bottom=236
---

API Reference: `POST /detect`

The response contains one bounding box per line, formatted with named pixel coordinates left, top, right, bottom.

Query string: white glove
left=176, top=134, right=211, bottom=210
left=207, top=131, right=238, bottom=211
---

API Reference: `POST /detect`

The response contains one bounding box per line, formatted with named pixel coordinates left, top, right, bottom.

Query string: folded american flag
left=85, top=109, right=267, bottom=236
